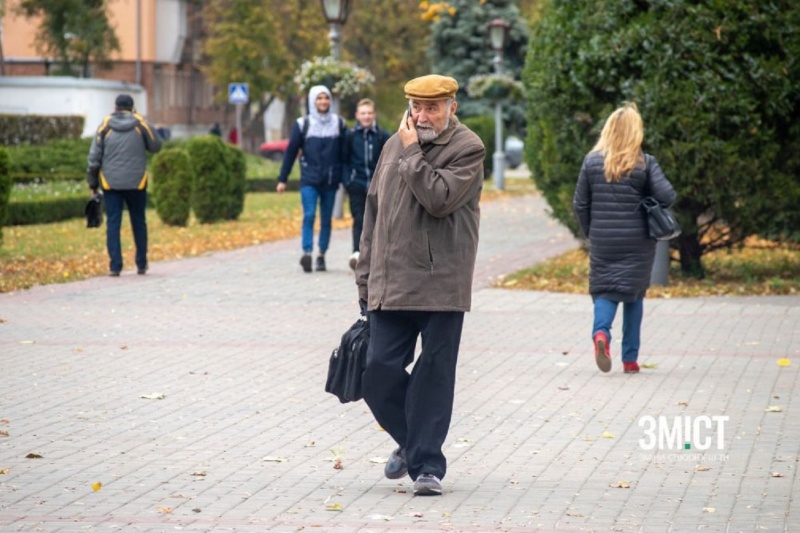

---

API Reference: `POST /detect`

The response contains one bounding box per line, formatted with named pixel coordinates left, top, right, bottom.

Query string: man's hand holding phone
left=398, top=103, right=418, bottom=148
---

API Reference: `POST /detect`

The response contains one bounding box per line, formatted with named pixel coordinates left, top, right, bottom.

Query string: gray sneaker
left=384, top=447, right=408, bottom=479
left=413, top=473, right=442, bottom=496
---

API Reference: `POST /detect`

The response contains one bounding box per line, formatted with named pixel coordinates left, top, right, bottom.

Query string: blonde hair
left=356, top=98, right=375, bottom=109
left=592, top=103, right=645, bottom=182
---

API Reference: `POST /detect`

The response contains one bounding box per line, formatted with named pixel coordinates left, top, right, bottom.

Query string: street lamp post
left=320, top=0, right=351, bottom=219
left=320, top=0, right=350, bottom=115
left=488, top=18, right=509, bottom=191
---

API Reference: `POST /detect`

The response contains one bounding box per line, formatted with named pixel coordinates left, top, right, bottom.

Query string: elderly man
left=355, top=74, right=485, bottom=496
left=87, top=94, right=162, bottom=276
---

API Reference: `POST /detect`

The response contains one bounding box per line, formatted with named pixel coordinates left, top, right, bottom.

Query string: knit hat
left=115, top=94, right=134, bottom=110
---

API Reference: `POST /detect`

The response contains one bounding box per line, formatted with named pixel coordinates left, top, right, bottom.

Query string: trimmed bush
left=0, top=114, right=84, bottom=146
left=5, top=197, right=85, bottom=226
left=222, top=143, right=247, bottom=220
left=461, top=116, right=494, bottom=178
left=186, top=135, right=229, bottom=224
left=7, top=138, right=92, bottom=181
left=151, top=148, right=193, bottom=227
left=0, top=148, right=11, bottom=244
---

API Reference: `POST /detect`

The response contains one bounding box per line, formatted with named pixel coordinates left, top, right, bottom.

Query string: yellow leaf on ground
left=602, top=431, right=616, bottom=439
left=325, top=503, right=343, bottom=511
left=777, top=358, right=791, bottom=367
left=92, top=482, right=102, bottom=492
left=611, top=480, right=630, bottom=488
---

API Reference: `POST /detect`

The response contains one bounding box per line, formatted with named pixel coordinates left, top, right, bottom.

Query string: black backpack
left=325, top=317, right=370, bottom=403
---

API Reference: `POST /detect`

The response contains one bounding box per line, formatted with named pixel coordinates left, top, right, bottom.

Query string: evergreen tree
left=524, top=0, right=800, bottom=277
left=426, top=0, right=529, bottom=134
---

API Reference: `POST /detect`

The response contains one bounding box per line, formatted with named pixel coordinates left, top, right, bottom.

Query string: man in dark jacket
left=87, top=94, right=162, bottom=277
left=277, top=85, right=345, bottom=273
left=342, top=98, right=390, bottom=271
left=355, top=75, right=485, bottom=496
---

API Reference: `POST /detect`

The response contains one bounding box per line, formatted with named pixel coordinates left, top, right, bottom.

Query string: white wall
left=0, top=77, right=148, bottom=138
left=155, top=0, right=187, bottom=63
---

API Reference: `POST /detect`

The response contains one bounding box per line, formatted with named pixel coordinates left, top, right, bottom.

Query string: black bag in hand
left=640, top=196, right=681, bottom=241
left=325, top=317, right=370, bottom=403
left=85, top=193, right=103, bottom=228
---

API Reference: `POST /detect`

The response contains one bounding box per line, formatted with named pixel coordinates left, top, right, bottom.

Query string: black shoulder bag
left=640, top=157, right=681, bottom=241
left=325, top=316, right=370, bottom=403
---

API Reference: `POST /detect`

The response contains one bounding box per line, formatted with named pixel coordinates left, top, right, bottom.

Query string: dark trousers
left=104, top=189, right=148, bottom=272
left=363, top=310, right=465, bottom=481
left=348, top=189, right=367, bottom=253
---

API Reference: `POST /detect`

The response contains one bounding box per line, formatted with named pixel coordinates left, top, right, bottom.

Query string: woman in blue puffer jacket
left=573, top=103, right=676, bottom=374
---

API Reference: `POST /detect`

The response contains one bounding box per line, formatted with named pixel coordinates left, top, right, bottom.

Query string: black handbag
left=325, top=316, right=370, bottom=403
left=85, top=192, right=103, bottom=228
left=641, top=196, right=681, bottom=240
left=641, top=156, right=680, bottom=241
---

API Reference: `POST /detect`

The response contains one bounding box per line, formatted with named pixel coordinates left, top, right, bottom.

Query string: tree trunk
left=676, top=233, right=705, bottom=279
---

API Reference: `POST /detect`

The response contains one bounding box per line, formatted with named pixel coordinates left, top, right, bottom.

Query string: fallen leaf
left=157, top=506, right=173, bottom=514
left=703, top=507, right=716, bottom=513
left=558, top=386, right=570, bottom=391
left=602, top=431, right=616, bottom=439
left=20, top=340, right=36, bottom=344
left=777, top=358, right=791, bottom=367
left=0, top=469, right=9, bottom=474
left=0, top=419, right=8, bottom=424
left=333, top=458, right=343, bottom=470
left=92, top=482, right=102, bottom=492
left=261, top=456, right=288, bottom=462
left=765, top=406, right=783, bottom=412
left=770, top=472, right=785, bottom=478
left=369, top=457, right=388, bottom=464
left=140, top=393, right=166, bottom=400
left=695, top=465, right=711, bottom=472
left=191, top=471, right=207, bottom=477
left=325, top=503, right=343, bottom=511
left=611, top=480, right=630, bottom=488
left=120, top=345, right=128, bottom=350
left=0, top=430, right=9, bottom=437
left=567, top=512, right=584, bottom=517
left=25, top=453, right=43, bottom=459
left=410, top=512, right=424, bottom=518
left=305, top=441, right=316, bottom=447
left=641, top=363, right=658, bottom=369
left=678, top=401, right=689, bottom=407
left=192, top=508, right=202, bottom=513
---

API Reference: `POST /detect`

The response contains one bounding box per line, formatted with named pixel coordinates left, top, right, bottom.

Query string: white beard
left=417, top=110, right=451, bottom=143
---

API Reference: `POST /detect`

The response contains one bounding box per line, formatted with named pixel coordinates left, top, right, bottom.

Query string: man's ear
left=450, top=101, right=458, bottom=115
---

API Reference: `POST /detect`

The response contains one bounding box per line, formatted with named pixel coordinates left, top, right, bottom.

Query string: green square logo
left=684, top=442, right=691, bottom=450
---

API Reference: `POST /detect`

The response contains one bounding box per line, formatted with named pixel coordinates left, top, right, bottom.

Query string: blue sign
left=228, top=83, right=249, bottom=104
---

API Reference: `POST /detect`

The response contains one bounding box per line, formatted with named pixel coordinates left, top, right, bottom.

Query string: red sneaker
left=623, top=362, right=640, bottom=374
left=593, top=332, right=611, bottom=373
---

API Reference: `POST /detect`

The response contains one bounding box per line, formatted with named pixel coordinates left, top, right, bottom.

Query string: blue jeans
left=300, top=185, right=336, bottom=254
left=592, top=297, right=644, bottom=362
left=104, top=189, right=148, bottom=272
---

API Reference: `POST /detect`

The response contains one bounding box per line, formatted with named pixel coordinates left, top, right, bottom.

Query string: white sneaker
left=349, top=251, right=360, bottom=271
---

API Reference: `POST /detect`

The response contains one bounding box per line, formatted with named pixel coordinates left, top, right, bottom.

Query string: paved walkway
left=1, top=179, right=798, bottom=532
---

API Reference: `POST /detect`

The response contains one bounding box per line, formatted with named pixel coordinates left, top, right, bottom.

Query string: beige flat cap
left=404, top=74, right=458, bottom=101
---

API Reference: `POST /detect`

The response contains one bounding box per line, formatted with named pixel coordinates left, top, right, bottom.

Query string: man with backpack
left=342, top=99, right=390, bottom=271
left=276, top=85, right=345, bottom=273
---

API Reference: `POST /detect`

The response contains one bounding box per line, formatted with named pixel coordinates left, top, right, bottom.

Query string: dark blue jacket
left=277, top=115, right=345, bottom=190
left=342, top=122, right=390, bottom=193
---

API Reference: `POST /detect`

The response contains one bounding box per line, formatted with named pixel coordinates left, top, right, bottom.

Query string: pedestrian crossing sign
left=228, top=83, right=249, bottom=104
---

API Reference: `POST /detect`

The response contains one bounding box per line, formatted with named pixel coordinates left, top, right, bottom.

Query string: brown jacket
left=356, top=116, right=485, bottom=312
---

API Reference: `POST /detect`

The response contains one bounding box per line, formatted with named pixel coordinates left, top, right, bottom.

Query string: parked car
left=505, top=135, right=524, bottom=169
left=259, top=139, right=289, bottom=161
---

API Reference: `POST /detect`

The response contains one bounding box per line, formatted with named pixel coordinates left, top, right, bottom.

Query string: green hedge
left=151, top=148, right=193, bottom=227
left=186, top=135, right=230, bottom=224
left=0, top=149, right=11, bottom=244
left=0, top=114, right=84, bottom=146
left=7, top=138, right=92, bottom=179
left=5, top=196, right=86, bottom=226
left=461, top=116, right=494, bottom=178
